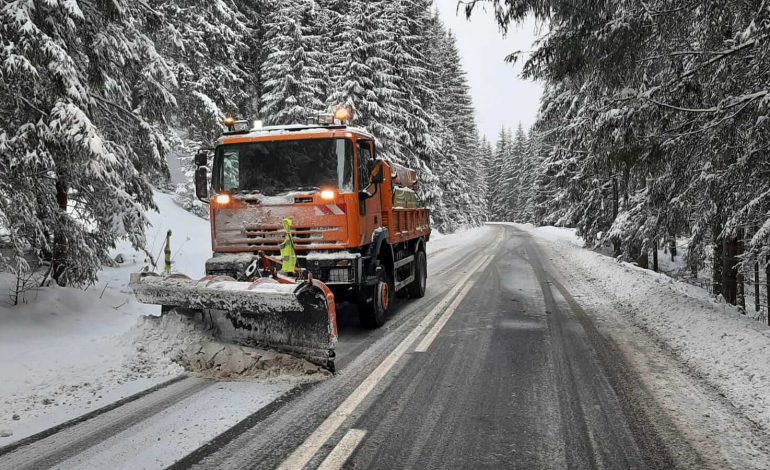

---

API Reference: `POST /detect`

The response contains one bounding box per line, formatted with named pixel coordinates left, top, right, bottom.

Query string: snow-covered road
left=2, top=223, right=770, bottom=469
left=0, top=214, right=494, bottom=469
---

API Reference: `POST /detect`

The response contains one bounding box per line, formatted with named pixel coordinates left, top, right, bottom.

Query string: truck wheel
left=358, top=270, right=392, bottom=328
left=406, top=250, right=427, bottom=298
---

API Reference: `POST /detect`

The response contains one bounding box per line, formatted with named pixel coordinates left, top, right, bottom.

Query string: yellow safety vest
left=280, top=218, right=297, bottom=274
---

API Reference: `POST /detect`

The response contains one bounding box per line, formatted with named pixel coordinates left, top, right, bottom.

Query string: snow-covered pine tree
left=489, top=128, right=511, bottom=221
left=152, top=0, right=252, bottom=142
left=471, top=0, right=770, bottom=303
left=502, top=124, right=528, bottom=221
left=477, top=136, right=494, bottom=222
left=517, top=128, right=539, bottom=223
left=261, top=0, right=326, bottom=125
left=149, top=0, right=255, bottom=216
left=424, top=25, right=483, bottom=231
left=0, top=0, right=175, bottom=286
left=465, top=129, right=489, bottom=224
left=381, top=0, right=439, bottom=170
left=326, top=0, right=404, bottom=162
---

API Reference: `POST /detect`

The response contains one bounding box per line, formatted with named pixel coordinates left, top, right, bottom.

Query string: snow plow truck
left=129, top=107, right=431, bottom=371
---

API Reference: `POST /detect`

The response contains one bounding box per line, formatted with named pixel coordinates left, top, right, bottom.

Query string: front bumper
left=205, top=252, right=363, bottom=286
left=301, top=253, right=363, bottom=285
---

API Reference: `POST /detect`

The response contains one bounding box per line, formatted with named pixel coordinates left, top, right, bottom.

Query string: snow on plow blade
left=129, top=272, right=338, bottom=370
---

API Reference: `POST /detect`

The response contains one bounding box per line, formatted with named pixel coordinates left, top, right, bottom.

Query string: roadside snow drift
left=133, top=311, right=331, bottom=382
left=511, top=223, right=770, bottom=432
left=0, top=191, right=217, bottom=443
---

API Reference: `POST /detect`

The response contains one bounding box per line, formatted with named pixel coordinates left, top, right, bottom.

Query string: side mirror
left=194, top=150, right=209, bottom=167
left=195, top=167, right=209, bottom=202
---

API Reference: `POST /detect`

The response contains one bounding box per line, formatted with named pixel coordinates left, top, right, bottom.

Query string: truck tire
left=406, top=249, right=427, bottom=298
left=358, top=269, right=392, bottom=328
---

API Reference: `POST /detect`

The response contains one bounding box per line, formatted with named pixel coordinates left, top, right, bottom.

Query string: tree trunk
left=754, top=225, right=760, bottom=313
left=737, top=229, right=745, bottom=312
left=637, top=252, right=649, bottom=269
left=754, top=260, right=760, bottom=313
left=653, top=241, right=659, bottom=272
left=712, top=218, right=723, bottom=297
left=612, top=239, right=622, bottom=258
left=51, top=180, right=68, bottom=286
left=636, top=244, right=649, bottom=269
left=629, top=241, right=642, bottom=267
left=611, top=177, right=621, bottom=257
left=722, top=234, right=739, bottom=305
left=766, top=263, right=770, bottom=326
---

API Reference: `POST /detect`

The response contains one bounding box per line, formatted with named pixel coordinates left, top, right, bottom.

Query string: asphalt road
left=178, top=224, right=694, bottom=470
left=0, top=225, right=703, bottom=469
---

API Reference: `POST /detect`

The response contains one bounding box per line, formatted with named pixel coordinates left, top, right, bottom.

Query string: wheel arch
left=366, top=229, right=394, bottom=282
left=411, top=236, right=427, bottom=255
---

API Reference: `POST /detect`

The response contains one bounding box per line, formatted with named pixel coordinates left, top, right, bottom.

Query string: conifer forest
left=0, top=0, right=485, bottom=287
left=477, top=1, right=770, bottom=316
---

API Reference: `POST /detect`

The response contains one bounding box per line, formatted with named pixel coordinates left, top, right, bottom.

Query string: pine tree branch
left=17, top=96, right=47, bottom=117
left=661, top=96, right=759, bottom=142
left=663, top=33, right=770, bottom=88
left=643, top=91, right=768, bottom=114
left=638, top=1, right=698, bottom=17
left=89, top=93, right=142, bottom=123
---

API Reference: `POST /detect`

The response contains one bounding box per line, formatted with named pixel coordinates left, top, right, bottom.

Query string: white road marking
left=276, top=254, right=491, bottom=470
left=316, top=429, right=368, bottom=470
left=413, top=255, right=492, bottom=352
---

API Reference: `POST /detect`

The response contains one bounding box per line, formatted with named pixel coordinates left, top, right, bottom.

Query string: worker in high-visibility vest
left=279, top=218, right=297, bottom=274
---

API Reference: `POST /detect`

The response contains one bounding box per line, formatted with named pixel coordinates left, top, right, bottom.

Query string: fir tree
left=0, top=0, right=175, bottom=286
left=326, top=0, right=404, bottom=161
left=261, top=0, right=326, bottom=125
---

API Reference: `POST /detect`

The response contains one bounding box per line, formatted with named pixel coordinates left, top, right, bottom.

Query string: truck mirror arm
left=358, top=181, right=379, bottom=201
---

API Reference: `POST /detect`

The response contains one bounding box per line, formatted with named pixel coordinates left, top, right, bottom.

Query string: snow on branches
left=471, top=0, right=770, bottom=308
left=0, top=0, right=488, bottom=287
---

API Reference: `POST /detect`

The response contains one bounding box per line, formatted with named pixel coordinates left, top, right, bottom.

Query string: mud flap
left=129, top=272, right=338, bottom=370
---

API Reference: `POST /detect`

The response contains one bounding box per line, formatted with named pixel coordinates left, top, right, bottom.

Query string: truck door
left=357, top=140, right=382, bottom=246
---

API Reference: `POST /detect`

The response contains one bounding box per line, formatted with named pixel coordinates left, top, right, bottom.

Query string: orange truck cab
left=194, top=116, right=431, bottom=327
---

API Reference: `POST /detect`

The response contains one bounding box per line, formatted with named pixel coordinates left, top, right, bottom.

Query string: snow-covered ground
left=0, top=191, right=213, bottom=443
left=511, top=222, right=770, bottom=434
left=52, top=380, right=289, bottom=469
left=0, top=198, right=488, bottom=444
left=426, top=225, right=491, bottom=255
left=496, top=222, right=585, bottom=247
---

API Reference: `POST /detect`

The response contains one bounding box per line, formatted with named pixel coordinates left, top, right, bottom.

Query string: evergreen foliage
left=1, top=0, right=175, bottom=286
left=0, top=0, right=488, bottom=286
left=468, top=0, right=770, bottom=307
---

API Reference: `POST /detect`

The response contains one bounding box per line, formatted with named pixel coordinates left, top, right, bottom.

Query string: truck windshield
left=213, top=138, right=354, bottom=196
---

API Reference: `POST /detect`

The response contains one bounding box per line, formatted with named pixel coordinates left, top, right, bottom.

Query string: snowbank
left=497, top=222, right=585, bottom=247
left=134, top=312, right=330, bottom=382
left=0, top=191, right=212, bottom=443
left=521, top=225, right=770, bottom=431
left=427, top=225, right=491, bottom=255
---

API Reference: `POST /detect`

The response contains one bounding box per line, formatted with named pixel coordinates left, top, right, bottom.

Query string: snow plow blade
left=129, top=272, right=338, bottom=370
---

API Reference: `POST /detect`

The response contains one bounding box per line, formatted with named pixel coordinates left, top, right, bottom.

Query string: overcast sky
left=434, top=1, right=544, bottom=141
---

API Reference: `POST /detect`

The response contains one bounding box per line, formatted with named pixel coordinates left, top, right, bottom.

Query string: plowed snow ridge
left=132, top=311, right=331, bottom=382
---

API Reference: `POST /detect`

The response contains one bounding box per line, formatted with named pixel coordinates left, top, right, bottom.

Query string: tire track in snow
left=0, top=375, right=185, bottom=457
left=0, top=377, right=211, bottom=470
